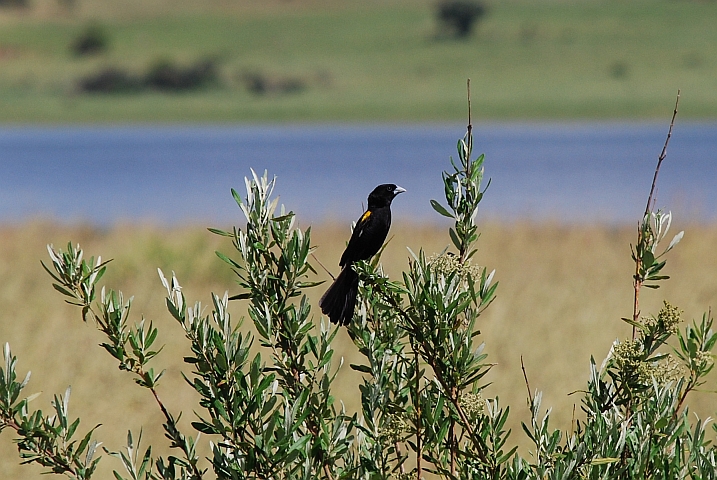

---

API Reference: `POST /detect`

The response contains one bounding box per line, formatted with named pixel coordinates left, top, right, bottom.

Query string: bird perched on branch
left=320, top=184, right=406, bottom=326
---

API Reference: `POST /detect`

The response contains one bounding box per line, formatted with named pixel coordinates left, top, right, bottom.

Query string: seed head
left=428, top=252, right=483, bottom=281
left=459, top=391, right=486, bottom=419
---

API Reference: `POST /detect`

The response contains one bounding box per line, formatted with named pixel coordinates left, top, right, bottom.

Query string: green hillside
left=0, top=0, right=714, bottom=122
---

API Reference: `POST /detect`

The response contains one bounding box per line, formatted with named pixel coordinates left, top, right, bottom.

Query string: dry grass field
left=0, top=219, right=716, bottom=478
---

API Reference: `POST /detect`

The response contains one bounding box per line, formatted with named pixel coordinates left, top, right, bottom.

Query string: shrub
left=436, top=0, right=487, bottom=39
left=71, top=24, right=109, bottom=57
left=145, top=58, right=219, bottom=91
left=1, top=92, right=715, bottom=479
left=240, top=71, right=307, bottom=96
left=77, top=58, right=219, bottom=94
left=77, top=67, right=143, bottom=94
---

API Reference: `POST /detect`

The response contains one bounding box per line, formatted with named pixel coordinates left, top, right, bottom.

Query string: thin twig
left=451, top=390, right=488, bottom=460
left=631, top=268, right=641, bottom=337
left=644, top=90, right=680, bottom=218
left=467, top=78, right=473, bottom=138
left=422, top=347, right=489, bottom=462
left=394, top=441, right=406, bottom=475
left=632, top=90, right=680, bottom=336
left=622, top=91, right=681, bottom=468
left=312, top=253, right=336, bottom=281
left=323, top=463, right=335, bottom=480
left=673, top=376, right=698, bottom=421
left=415, top=348, right=422, bottom=480
left=521, top=356, right=534, bottom=407
left=460, top=80, right=474, bottom=264
left=150, top=387, right=172, bottom=424
left=150, top=386, right=204, bottom=479
left=449, top=401, right=457, bottom=477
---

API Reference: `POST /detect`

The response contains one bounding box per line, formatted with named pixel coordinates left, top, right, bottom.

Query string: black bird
left=320, top=183, right=405, bottom=325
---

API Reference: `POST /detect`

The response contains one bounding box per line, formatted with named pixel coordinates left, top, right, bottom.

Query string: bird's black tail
left=319, top=266, right=359, bottom=326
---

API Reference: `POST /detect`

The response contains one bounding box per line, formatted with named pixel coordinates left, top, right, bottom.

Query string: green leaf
left=93, top=265, right=108, bottom=285
left=430, top=200, right=454, bottom=218
left=287, top=434, right=311, bottom=454
left=52, top=283, right=78, bottom=299
left=215, top=251, right=241, bottom=269
left=191, top=421, right=218, bottom=435
left=621, top=317, right=647, bottom=332
left=272, top=213, right=294, bottom=222
left=350, top=364, right=372, bottom=374
left=449, top=228, right=461, bottom=252
left=231, top=188, right=243, bottom=206
left=228, top=292, right=252, bottom=301
left=641, top=249, right=655, bottom=268
left=207, top=227, right=232, bottom=237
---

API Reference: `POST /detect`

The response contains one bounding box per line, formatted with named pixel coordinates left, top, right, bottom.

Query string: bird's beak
left=394, top=186, right=406, bottom=195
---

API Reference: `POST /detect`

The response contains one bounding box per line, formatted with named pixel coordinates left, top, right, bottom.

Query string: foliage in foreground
left=1, top=110, right=716, bottom=479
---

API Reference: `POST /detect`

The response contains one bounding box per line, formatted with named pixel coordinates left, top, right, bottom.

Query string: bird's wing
left=339, top=209, right=374, bottom=266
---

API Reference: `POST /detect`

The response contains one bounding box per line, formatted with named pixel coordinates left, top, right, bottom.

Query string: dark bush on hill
left=437, top=0, right=487, bottom=38
left=77, top=67, right=143, bottom=94
left=77, top=58, right=220, bottom=94
left=145, top=58, right=219, bottom=91
left=241, top=71, right=306, bottom=95
left=71, top=24, right=109, bottom=56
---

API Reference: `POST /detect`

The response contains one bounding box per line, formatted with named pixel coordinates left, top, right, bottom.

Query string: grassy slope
left=0, top=0, right=715, bottom=122
left=0, top=220, right=716, bottom=478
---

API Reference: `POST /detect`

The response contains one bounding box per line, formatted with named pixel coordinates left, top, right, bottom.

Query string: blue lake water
left=1, top=123, right=715, bottom=225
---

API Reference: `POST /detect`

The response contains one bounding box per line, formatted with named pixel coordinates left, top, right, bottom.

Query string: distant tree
left=437, top=0, right=487, bottom=39
left=71, top=24, right=109, bottom=57
left=145, top=58, right=219, bottom=91
left=78, top=68, right=143, bottom=94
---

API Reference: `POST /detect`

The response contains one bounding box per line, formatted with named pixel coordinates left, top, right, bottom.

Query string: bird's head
left=368, top=184, right=406, bottom=208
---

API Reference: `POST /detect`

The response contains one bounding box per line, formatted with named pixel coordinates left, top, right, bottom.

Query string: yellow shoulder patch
left=360, top=210, right=371, bottom=223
